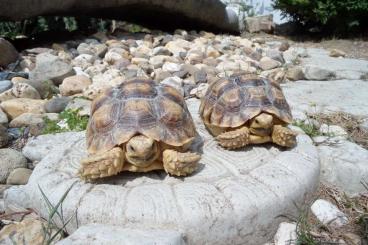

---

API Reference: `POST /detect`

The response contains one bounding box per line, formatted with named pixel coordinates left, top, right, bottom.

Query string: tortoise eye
left=129, top=145, right=135, bottom=152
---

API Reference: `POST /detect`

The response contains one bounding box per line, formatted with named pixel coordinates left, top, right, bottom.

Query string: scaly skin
left=79, top=147, right=125, bottom=181
left=214, top=113, right=297, bottom=149
left=163, top=149, right=200, bottom=176
left=272, top=125, right=297, bottom=147
left=80, top=135, right=200, bottom=180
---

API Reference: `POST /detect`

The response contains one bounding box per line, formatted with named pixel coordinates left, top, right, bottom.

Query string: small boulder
left=0, top=108, right=8, bottom=125
left=259, top=57, right=281, bottom=71
left=303, top=66, right=335, bottom=80
left=0, top=218, right=61, bottom=244
left=311, top=199, right=348, bottom=228
left=245, top=15, right=274, bottom=33
left=6, top=168, right=32, bottom=185
left=0, top=38, right=19, bottom=67
left=162, top=62, right=182, bottom=73
left=9, top=113, right=58, bottom=128
left=0, top=80, right=12, bottom=93
left=286, top=66, right=305, bottom=81
left=274, top=222, right=297, bottom=245
left=0, top=82, right=41, bottom=101
left=161, top=77, right=184, bottom=96
left=0, top=98, right=46, bottom=119
left=0, top=125, right=9, bottom=148
left=65, top=98, right=91, bottom=116
left=329, top=49, right=346, bottom=58
left=60, top=75, right=92, bottom=96
left=29, top=53, right=75, bottom=85
left=0, top=148, right=27, bottom=183
left=45, top=97, right=71, bottom=113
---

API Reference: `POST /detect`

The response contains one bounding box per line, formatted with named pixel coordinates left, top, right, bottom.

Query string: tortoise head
left=249, top=113, right=274, bottom=136
left=125, top=135, right=160, bottom=167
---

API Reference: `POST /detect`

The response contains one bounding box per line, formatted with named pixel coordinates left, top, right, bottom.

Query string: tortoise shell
left=199, top=76, right=293, bottom=128
left=87, top=79, right=197, bottom=154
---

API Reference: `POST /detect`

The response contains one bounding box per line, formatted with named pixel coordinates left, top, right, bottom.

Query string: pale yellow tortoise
left=199, top=75, right=297, bottom=149
left=79, top=79, right=201, bottom=181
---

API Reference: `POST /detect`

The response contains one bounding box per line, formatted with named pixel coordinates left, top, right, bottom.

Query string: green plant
left=39, top=182, right=77, bottom=245
left=0, top=17, right=112, bottom=39
left=293, top=120, right=321, bottom=138
left=273, top=0, right=368, bottom=34
left=42, top=108, right=89, bottom=134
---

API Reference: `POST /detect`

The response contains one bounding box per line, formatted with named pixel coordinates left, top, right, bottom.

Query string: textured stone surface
left=0, top=98, right=46, bottom=119
left=318, top=140, right=368, bottom=196
left=0, top=217, right=61, bottom=244
left=311, top=199, right=348, bottom=228
left=6, top=168, right=33, bottom=185
left=30, top=53, right=75, bottom=85
left=302, top=48, right=368, bottom=80
left=274, top=222, right=297, bottom=245
left=0, top=0, right=239, bottom=32
left=5, top=99, right=320, bottom=244
left=0, top=38, right=19, bottom=67
left=282, top=80, right=368, bottom=117
left=57, top=224, right=185, bottom=245
left=0, top=148, right=27, bottom=183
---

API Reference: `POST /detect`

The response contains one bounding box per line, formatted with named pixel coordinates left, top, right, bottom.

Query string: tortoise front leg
left=216, top=126, right=250, bottom=149
left=79, top=147, right=125, bottom=181
left=162, top=149, right=200, bottom=176
left=272, top=125, right=297, bottom=147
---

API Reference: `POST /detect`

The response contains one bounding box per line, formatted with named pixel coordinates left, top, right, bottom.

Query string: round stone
left=0, top=148, right=27, bottom=183
left=45, top=97, right=71, bottom=113
left=6, top=168, right=33, bottom=185
left=5, top=99, right=320, bottom=244
left=0, top=80, right=12, bottom=93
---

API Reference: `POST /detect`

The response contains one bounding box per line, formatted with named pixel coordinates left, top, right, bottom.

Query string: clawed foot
left=79, top=147, right=124, bottom=181
left=216, top=127, right=250, bottom=149
left=272, top=125, right=297, bottom=147
left=163, top=150, right=200, bottom=176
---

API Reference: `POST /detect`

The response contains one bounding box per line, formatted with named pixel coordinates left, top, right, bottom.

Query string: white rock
left=318, top=140, right=368, bottom=196
left=56, top=224, right=185, bottom=245
left=190, top=83, right=209, bottom=99
left=22, top=131, right=85, bottom=162
left=274, top=222, right=297, bottom=245
left=162, top=62, right=182, bottom=73
left=161, top=76, right=184, bottom=96
left=4, top=99, right=320, bottom=245
left=303, top=66, right=335, bottom=80
left=319, top=124, right=348, bottom=138
left=311, top=199, right=348, bottom=228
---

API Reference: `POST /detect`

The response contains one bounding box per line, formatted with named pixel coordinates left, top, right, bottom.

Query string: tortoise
left=199, top=75, right=297, bottom=149
left=79, top=78, right=201, bottom=181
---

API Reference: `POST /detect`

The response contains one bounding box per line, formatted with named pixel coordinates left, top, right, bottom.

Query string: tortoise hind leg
left=79, top=147, right=125, bottom=181
left=216, top=126, right=250, bottom=149
left=272, top=125, right=297, bottom=147
left=163, top=149, right=200, bottom=176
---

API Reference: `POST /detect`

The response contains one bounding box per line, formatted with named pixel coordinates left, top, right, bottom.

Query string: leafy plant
left=0, top=16, right=112, bottom=39
left=42, top=108, right=89, bottom=134
left=38, top=182, right=77, bottom=245
left=293, top=120, right=322, bottom=138
left=273, top=0, right=368, bottom=34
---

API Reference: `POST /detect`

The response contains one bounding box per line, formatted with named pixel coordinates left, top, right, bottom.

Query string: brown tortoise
left=79, top=78, right=201, bottom=181
left=199, top=75, right=297, bottom=149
